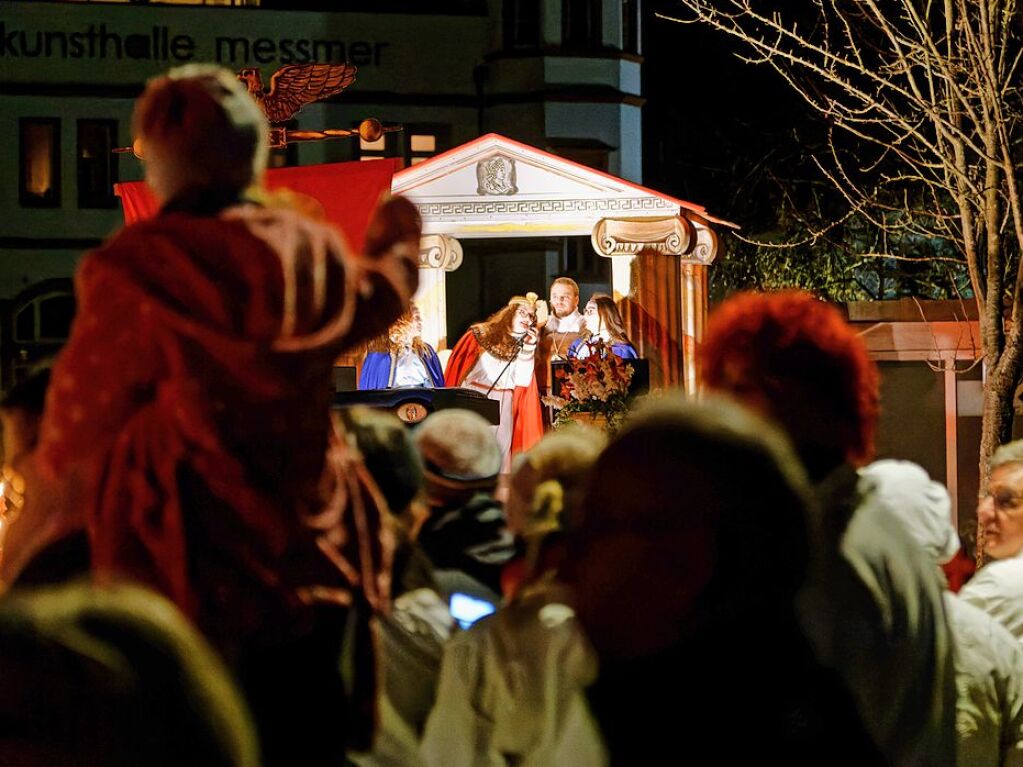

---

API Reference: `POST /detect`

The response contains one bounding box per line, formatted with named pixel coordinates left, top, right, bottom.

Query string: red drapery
left=619, top=251, right=684, bottom=391
left=114, top=158, right=400, bottom=252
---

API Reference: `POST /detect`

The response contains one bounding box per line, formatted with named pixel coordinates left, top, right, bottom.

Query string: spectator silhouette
left=565, top=393, right=883, bottom=765
left=701, top=290, right=956, bottom=766
left=863, top=459, right=1023, bottom=767
left=412, top=409, right=515, bottom=601
left=0, top=363, right=91, bottom=588
left=0, top=581, right=259, bottom=767
left=422, top=428, right=608, bottom=767
left=340, top=406, right=453, bottom=767
left=960, top=439, right=1023, bottom=642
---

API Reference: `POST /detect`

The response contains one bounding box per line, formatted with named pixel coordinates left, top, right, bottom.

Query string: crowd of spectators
left=2, top=64, right=1022, bottom=767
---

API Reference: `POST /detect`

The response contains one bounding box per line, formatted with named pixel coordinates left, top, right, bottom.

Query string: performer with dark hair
left=568, top=293, right=638, bottom=359
left=444, top=294, right=544, bottom=470
left=359, top=303, right=444, bottom=389
left=701, top=290, right=956, bottom=766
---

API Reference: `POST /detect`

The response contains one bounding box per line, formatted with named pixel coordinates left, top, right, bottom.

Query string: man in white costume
left=544, top=277, right=584, bottom=334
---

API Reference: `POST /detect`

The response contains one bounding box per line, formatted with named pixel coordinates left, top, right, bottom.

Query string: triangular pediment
left=391, top=133, right=702, bottom=238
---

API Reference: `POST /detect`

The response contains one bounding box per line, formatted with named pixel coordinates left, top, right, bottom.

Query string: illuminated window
left=20, top=118, right=60, bottom=208
left=77, top=119, right=118, bottom=209
left=406, top=125, right=448, bottom=166
left=356, top=124, right=448, bottom=167
left=358, top=126, right=392, bottom=161
left=410, top=134, right=436, bottom=154
left=409, top=132, right=438, bottom=165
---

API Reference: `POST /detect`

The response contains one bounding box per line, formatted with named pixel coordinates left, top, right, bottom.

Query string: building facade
left=0, top=0, right=643, bottom=385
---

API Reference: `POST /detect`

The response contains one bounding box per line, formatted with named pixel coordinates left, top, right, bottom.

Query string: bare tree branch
left=669, top=0, right=1023, bottom=501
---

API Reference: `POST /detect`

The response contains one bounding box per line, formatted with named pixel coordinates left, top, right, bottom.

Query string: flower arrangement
left=543, top=340, right=635, bottom=433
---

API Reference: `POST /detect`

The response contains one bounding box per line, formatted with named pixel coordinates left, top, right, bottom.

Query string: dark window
left=14, top=304, right=35, bottom=343
left=563, top=0, right=603, bottom=48
left=20, top=118, right=60, bottom=208
left=563, top=236, right=609, bottom=282
left=39, top=294, right=76, bottom=340
left=622, top=0, right=640, bottom=54
left=503, top=0, right=541, bottom=49
left=548, top=139, right=611, bottom=172
left=12, top=291, right=76, bottom=344
left=77, top=119, right=118, bottom=209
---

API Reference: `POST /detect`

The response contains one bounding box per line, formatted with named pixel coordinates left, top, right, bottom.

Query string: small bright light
left=449, top=592, right=495, bottom=629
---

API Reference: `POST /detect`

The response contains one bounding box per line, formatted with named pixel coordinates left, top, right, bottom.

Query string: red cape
left=445, top=331, right=543, bottom=455
left=37, top=204, right=410, bottom=624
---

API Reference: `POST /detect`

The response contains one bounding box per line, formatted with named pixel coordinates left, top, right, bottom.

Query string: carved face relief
left=476, top=155, right=518, bottom=196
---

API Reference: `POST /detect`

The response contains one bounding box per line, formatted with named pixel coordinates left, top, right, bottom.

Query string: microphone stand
left=485, top=331, right=530, bottom=397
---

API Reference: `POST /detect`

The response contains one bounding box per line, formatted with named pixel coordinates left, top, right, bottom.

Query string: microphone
left=485, top=331, right=531, bottom=397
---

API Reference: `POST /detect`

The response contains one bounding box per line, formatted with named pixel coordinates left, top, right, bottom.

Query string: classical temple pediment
left=391, top=133, right=731, bottom=251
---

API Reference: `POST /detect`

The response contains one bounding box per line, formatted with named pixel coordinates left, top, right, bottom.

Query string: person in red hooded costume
left=444, top=293, right=545, bottom=471
left=2, top=64, right=421, bottom=766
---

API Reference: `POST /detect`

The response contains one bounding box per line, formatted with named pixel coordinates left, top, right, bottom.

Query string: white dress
left=461, top=336, right=537, bottom=473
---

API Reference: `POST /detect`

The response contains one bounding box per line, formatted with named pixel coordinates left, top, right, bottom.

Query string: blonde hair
left=551, top=277, right=580, bottom=297
left=510, top=428, right=606, bottom=588
left=386, top=304, right=426, bottom=355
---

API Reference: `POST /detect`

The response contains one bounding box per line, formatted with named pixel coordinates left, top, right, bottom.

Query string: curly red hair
left=701, top=291, right=879, bottom=469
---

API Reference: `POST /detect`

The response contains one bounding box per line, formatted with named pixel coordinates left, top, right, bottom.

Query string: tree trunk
left=977, top=363, right=1017, bottom=562
left=979, top=375, right=1014, bottom=488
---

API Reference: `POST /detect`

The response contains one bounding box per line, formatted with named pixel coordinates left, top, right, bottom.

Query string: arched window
left=13, top=291, right=75, bottom=344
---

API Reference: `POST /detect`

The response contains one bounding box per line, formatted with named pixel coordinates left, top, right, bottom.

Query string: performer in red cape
left=445, top=293, right=545, bottom=470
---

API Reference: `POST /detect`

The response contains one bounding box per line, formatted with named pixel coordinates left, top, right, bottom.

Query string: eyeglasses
left=978, top=490, right=1023, bottom=514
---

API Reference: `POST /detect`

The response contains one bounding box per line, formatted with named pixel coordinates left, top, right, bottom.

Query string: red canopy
left=115, top=158, right=400, bottom=252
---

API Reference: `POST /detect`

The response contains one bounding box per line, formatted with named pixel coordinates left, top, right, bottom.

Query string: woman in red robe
left=445, top=293, right=545, bottom=470
left=8, top=65, right=420, bottom=765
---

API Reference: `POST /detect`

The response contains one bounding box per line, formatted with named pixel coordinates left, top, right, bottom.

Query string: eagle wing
left=262, top=63, right=358, bottom=124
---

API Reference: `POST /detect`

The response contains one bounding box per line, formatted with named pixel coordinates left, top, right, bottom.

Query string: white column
left=944, top=361, right=959, bottom=528
left=415, top=234, right=463, bottom=352
left=610, top=255, right=635, bottom=301
left=415, top=268, right=448, bottom=351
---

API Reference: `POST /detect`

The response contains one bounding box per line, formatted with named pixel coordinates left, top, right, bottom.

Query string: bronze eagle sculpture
left=237, top=63, right=358, bottom=125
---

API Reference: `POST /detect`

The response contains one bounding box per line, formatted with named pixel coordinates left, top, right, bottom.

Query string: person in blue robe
left=567, top=293, right=639, bottom=360
left=359, top=304, right=445, bottom=389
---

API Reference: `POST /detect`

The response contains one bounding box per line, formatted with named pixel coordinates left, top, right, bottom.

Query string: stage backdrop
left=114, top=158, right=401, bottom=253
left=619, top=251, right=684, bottom=391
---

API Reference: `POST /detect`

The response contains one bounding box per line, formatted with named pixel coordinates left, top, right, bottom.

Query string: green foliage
left=710, top=184, right=972, bottom=303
